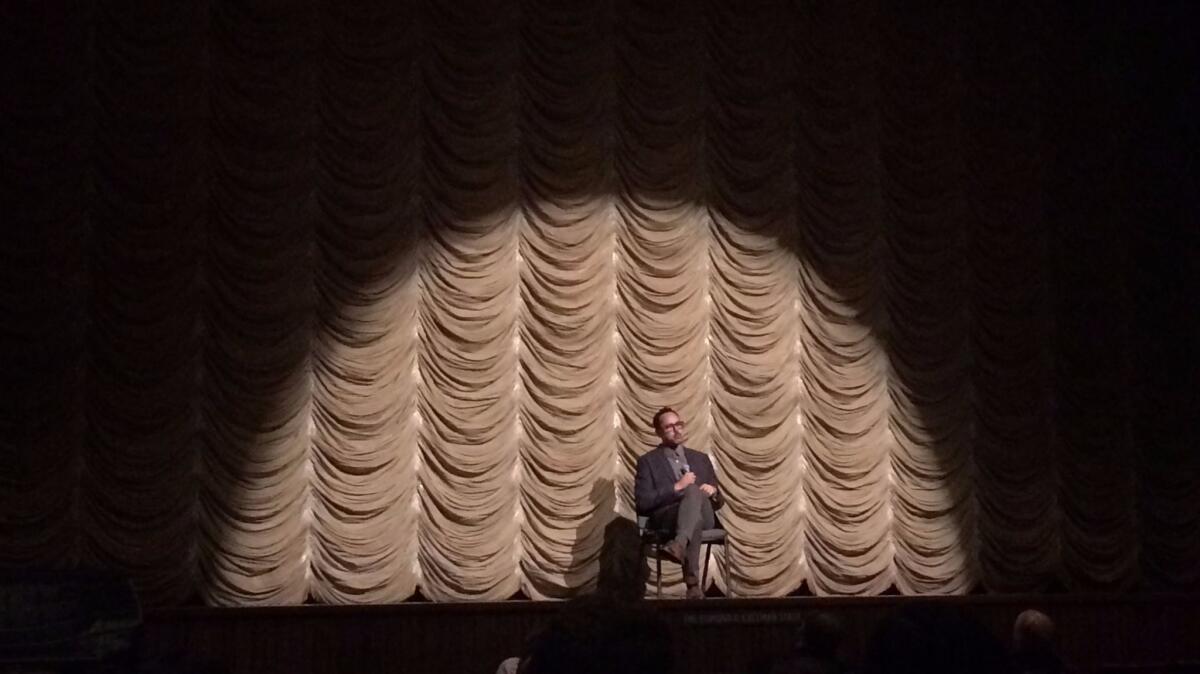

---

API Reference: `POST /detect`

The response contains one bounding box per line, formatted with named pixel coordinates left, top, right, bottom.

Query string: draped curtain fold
left=2, top=0, right=1195, bottom=605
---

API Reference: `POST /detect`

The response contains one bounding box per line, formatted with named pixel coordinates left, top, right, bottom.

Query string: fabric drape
left=1, top=0, right=1195, bottom=605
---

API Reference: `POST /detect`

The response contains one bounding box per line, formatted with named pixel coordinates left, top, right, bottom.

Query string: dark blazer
left=634, top=444, right=725, bottom=517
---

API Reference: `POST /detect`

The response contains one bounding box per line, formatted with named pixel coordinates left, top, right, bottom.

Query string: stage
left=140, top=593, right=1200, bottom=674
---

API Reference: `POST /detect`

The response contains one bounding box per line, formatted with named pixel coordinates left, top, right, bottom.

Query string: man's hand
left=699, top=483, right=717, bottom=497
left=674, top=471, right=696, bottom=491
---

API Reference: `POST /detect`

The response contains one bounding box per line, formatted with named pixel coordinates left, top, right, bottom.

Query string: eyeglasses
left=662, top=421, right=686, bottom=431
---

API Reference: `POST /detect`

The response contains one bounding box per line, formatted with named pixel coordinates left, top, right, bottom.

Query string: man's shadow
left=567, top=478, right=648, bottom=600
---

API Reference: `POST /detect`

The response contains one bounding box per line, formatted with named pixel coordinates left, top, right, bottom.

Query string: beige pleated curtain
left=2, top=0, right=1196, bottom=606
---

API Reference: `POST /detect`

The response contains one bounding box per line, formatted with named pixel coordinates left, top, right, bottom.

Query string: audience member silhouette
left=518, top=595, right=672, bottom=674
left=1012, top=609, right=1068, bottom=674
left=767, top=610, right=852, bottom=674
left=861, top=604, right=1009, bottom=674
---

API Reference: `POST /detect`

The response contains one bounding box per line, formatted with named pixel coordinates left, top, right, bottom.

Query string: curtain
left=1, top=0, right=1195, bottom=605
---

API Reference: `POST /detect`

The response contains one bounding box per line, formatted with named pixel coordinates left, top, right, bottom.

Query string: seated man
left=634, top=407, right=724, bottom=599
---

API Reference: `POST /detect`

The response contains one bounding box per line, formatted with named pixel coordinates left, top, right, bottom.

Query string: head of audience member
left=862, top=604, right=1009, bottom=674
left=762, top=611, right=846, bottom=674
left=798, top=610, right=845, bottom=660
left=519, top=595, right=671, bottom=674
left=1012, top=609, right=1055, bottom=655
left=1012, top=609, right=1062, bottom=673
left=653, top=407, right=685, bottom=448
left=595, top=516, right=649, bottom=602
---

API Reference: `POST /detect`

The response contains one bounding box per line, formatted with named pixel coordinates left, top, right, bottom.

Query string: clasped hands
left=673, top=471, right=717, bottom=497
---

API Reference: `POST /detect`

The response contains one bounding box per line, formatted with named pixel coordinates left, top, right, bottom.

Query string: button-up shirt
left=664, top=444, right=688, bottom=480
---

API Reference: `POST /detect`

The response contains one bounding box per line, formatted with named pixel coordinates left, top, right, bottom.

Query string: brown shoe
left=662, top=539, right=685, bottom=564
left=685, top=584, right=704, bottom=600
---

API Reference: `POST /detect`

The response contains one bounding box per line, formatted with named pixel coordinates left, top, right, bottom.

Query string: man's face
left=656, top=411, right=686, bottom=447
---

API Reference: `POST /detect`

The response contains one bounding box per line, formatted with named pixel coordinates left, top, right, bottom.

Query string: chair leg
left=724, top=543, right=733, bottom=598
left=701, top=542, right=712, bottom=588
left=655, top=544, right=663, bottom=598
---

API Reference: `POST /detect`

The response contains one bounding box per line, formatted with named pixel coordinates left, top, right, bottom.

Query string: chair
left=637, top=515, right=734, bottom=598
